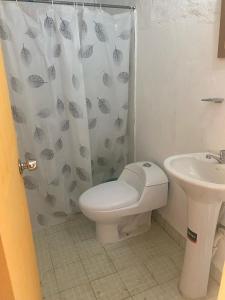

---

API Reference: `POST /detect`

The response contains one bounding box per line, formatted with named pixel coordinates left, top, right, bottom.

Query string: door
left=218, top=263, right=225, bottom=299
left=0, top=47, right=42, bottom=300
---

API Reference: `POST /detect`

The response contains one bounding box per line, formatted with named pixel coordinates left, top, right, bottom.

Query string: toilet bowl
left=79, top=162, right=168, bottom=244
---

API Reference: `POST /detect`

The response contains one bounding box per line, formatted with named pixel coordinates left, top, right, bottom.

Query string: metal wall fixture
left=201, top=98, right=224, bottom=103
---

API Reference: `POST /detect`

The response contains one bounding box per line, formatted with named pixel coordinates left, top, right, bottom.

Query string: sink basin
left=164, top=153, right=225, bottom=299
left=165, top=153, right=225, bottom=195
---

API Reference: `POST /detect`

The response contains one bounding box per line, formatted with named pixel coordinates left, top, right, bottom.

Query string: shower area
left=0, top=0, right=136, bottom=230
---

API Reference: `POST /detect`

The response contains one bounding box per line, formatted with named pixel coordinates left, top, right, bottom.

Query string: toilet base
left=96, top=212, right=152, bottom=244
left=96, top=223, right=120, bottom=244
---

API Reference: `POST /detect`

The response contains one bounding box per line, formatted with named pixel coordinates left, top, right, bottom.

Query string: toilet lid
left=79, top=181, right=139, bottom=211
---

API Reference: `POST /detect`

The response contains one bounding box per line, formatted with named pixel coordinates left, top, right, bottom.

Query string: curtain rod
left=3, top=0, right=136, bottom=10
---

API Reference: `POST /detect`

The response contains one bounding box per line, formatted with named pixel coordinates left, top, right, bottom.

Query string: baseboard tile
left=152, top=211, right=222, bottom=284
left=152, top=211, right=186, bottom=249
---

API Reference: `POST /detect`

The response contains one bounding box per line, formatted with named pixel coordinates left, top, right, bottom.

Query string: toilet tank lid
left=125, top=162, right=168, bottom=187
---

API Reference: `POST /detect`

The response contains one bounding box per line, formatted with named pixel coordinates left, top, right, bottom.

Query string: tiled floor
left=34, top=214, right=219, bottom=300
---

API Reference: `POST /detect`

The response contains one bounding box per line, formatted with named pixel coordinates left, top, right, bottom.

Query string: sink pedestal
left=164, top=153, right=225, bottom=299
left=179, top=196, right=222, bottom=299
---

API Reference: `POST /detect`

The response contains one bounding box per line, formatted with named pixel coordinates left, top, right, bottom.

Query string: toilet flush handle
left=143, top=162, right=151, bottom=167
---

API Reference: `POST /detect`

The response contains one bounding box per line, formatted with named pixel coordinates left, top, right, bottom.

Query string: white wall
left=135, top=0, right=225, bottom=271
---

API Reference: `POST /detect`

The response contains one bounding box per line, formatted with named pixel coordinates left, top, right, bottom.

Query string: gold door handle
left=18, top=159, right=37, bottom=174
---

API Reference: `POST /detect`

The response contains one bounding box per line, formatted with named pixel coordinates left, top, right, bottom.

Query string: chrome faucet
left=206, top=150, right=225, bottom=164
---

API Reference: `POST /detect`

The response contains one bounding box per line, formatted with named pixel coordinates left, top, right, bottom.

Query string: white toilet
left=79, top=162, right=168, bottom=244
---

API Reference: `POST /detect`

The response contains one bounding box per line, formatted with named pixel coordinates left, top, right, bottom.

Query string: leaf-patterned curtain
left=0, top=2, right=133, bottom=230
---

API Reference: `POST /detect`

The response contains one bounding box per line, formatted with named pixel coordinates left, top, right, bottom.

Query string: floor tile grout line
left=48, top=241, right=81, bottom=269
left=57, top=283, right=98, bottom=300
left=77, top=237, right=120, bottom=298
left=44, top=222, right=84, bottom=297
left=145, top=253, right=181, bottom=282
left=103, top=248, right=133, bottom=298
left=121, top=241, right=162, bottom=284
left=48, top=245, right=61, bottom=298
left=78, top=246, right=117, bottom=287
left=100, top=232, right=183, bottom=296
left=111, top=253, right=155, bottom=298
left=37, top=216, right=218, bottom=300
left=89, top=272, right=132, bottom=299
left=35, top=231, right=56, bottom=299
left=153, top=218, right=184, bottom=251
left=101, top=229, right=181, bottom=291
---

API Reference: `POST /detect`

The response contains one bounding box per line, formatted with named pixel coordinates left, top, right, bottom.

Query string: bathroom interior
left=1, top=0, right=225, bottom=299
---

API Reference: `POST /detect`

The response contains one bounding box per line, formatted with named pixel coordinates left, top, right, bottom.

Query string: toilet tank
left=119, top=161, right=168, bottom=211
left=118, top=163, right=145, bottom=194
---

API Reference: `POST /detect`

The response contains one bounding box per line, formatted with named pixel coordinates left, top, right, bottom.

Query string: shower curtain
left=0, top=2, right=133, bottom=229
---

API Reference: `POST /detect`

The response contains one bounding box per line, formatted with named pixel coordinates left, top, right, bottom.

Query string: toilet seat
left=80, top=181, right=139, bottom=211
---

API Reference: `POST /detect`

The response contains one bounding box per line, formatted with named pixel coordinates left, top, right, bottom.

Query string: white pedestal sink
left=164, top=153, right=225, bottom=299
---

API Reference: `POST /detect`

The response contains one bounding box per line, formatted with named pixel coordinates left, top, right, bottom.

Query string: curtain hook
left=51, top=0, right=54, bottom=8
left=15, top=0, right=19, bottom=7
left=83, top=0, right=85, bottom=10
